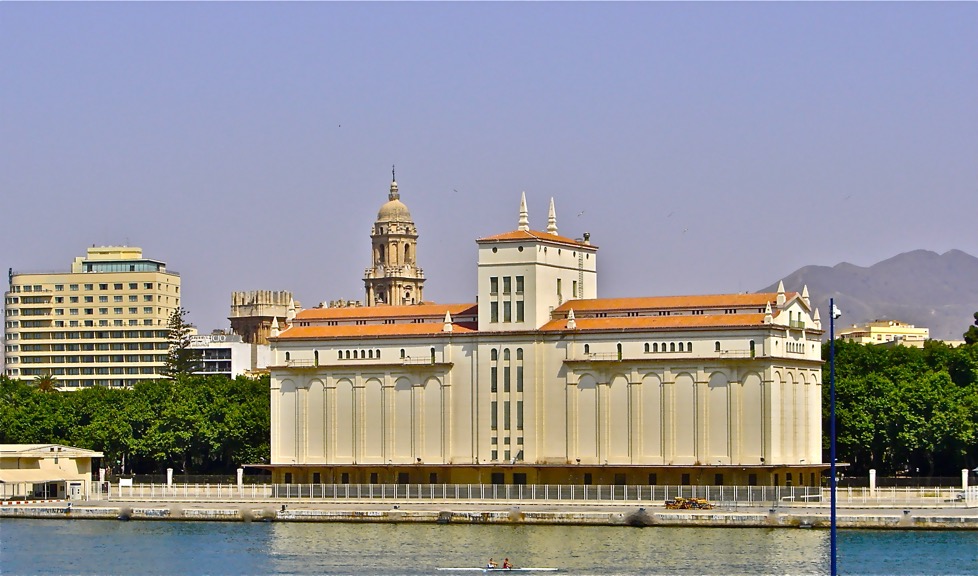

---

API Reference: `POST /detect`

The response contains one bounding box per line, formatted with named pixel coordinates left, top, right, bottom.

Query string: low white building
left=189, top=333, right=270, bottom=378
left=263, top=192, right=825, bottom=487
left=0, top=444, right=103, bottom=500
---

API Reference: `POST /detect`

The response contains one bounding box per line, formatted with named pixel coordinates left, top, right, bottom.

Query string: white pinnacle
left=518, top=192, right=530, bottom=231
left=547, top=197, right=558, bottom=235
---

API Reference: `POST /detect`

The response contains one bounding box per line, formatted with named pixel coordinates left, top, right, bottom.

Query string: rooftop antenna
left=392, top=164, right=396, bottom=182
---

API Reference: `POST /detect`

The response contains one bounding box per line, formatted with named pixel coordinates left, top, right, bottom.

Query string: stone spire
left=547, top=197, right=558, bottom=235
left=763, top=302, right=773, bottom=324
left=813, top=307, right=822, bottom=330
left=443, top=311, right=453, bottom=332
left=518, top=192, right=530, bottom=231
left=389, top=165, right=399, bottom=200
left=776, top=280, right=786, bottom=306
left=566, top=308, right=576, bottom=330
left=286, top=297, right=296, bottom=325
left=801, top=284, right=810, bottom=307
left=270, top=317, right=280, bottom=337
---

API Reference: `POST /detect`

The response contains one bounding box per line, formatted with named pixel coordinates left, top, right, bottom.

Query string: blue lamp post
left=829, top=298, right=841, bottom=576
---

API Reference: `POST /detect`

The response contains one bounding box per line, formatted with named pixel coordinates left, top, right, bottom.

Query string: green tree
left=163, top=307, right=202, bottom=377
left=964, top=311, right=978, bottom=345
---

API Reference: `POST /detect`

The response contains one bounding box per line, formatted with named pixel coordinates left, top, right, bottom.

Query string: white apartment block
left=4, top=247, right=180, bottom=389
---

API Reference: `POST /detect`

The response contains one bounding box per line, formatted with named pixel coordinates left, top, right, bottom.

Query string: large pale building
left=838, top=319, right=929, bottom=348
left=264, top=193, right=825, bottom=487
left=3, top=246, right=180, bottom=389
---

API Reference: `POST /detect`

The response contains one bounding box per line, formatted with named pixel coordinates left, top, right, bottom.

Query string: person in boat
left=487, top=558, right=498, bottom=569
left=502, top=559, right=511, bottom=569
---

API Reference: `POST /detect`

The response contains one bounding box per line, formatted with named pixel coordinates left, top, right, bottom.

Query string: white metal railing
left=88, top=482, right=976, bottom=508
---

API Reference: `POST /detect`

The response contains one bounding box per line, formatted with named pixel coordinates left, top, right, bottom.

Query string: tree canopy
left=163, top=307, right=202, bottom=377
left=824, top=339, right=978, bottom=476
left=0, top=374, right=269, bottom=474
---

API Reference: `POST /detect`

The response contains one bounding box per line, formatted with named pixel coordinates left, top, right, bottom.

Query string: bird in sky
left=577, top=210, right=585, bottom=217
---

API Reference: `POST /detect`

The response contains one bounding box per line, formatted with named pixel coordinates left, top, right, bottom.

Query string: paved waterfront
left=4, top=499, right=977, bottom=529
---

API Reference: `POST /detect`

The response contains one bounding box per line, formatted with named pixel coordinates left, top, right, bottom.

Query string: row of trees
left=0, top=374, right=269, bottom=474
left=824, top=339, right=978, bottom=477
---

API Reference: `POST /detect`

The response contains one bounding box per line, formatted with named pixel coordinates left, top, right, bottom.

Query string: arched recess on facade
left=783, top=371, right=796, bottom=460
left=278, top=379, right=298, bottom=461
left=706, top=371, right=730, bottom=461
left=362, top=378, right=383, bottom=462
left=307, top=378, right=327, bottom=461
left=740, top=371, right=764, bottom=462
left=673, top=372, right=696, bottom=462
left=334, top=378, right=355, bottom=462
left=608, top=373, right=630, bottom=459
left=640, top=372, right=663, bottom=460
left=422, top=376, right=442, bottom=459
left=393, top=376, right=414, bottom=460
left=576, top=374, right=599, bottom=462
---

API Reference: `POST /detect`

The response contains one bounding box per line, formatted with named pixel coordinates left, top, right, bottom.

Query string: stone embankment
left=3, top=502, right=978, bottom=529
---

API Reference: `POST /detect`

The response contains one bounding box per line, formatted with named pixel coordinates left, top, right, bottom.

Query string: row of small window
left=489, top=276, right=524, bottom=296
left=490, top=436, right=524, bottom=445
left=14, top=319, right=160, bottom=329
left=11, top=330, right=168, bottom=339
left=644, top=342, right=695, bottom=353
left=786, top=342, right=808, bottom=353
left=18, top=355, right=165, bottom=364
left=489, top=400, right=524, bottom=430
left=12, top=282, right=174, bottom=293
left=489, top=300, right=525, bottom=323
left=18, top=367, right=159, bottom=376
left=17, top=342, right=163, bottom=351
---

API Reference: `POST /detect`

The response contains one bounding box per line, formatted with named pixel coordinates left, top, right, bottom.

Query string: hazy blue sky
left=2, top=3, right=976, bottom=332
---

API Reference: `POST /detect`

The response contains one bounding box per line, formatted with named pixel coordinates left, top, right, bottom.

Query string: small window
left=583, top=473, right=593, bottom=485
left=284, top=473, right=293, bottom=484
left=644, top=343, right=650, bottom=353
left=285, top=352, right=290, bottom=361
left=503, top=277, right=511, bottom=295
left=400, top=349, right=405, bottom=358
left=515, top=276, right=524, bottom=293
left=670, top=342, right=676, bottom=352
left=715, top=341, right=721, bottom=352
left=491, top=348, right=498, bottom=361
left=678, top=342, right=684, bottom=352
left=490, top=277, right=498, bottom=295
left=584, top=344, right=590, bottom=354
left=648, top=473, right=658, bottom=485
left=653, top=343, right=659, bottom=352
left=748, top=474, right=758, bottom=486
left=617, top=343, right=622, bottom=360
left=681, top=473, right=690, bottom=486
left=687, top=342, right=692, bottom=352
left=715, top=473, right=724, bottom=486
left=313, top=472, right=321, bottom=484
left=370, top=472, right=379, bottom=484
left=503, top=348, right=510, bottom=361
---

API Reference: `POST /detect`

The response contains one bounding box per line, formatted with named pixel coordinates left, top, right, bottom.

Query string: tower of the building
left=363, top=172, right=425, bottom=306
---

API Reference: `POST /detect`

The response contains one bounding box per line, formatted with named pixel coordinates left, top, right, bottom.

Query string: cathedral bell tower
left=363, top=171, right=426, bottom=306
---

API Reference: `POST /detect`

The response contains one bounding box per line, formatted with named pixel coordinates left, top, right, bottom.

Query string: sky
left=2, top=3, right=976, bottom=333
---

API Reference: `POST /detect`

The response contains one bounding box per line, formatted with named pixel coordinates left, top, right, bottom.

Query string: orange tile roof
left=296, top=303, right=477, bottom=321
left=540, top=313, right=768, bottom=332
left=553, top=292, right=795, bottom=313
left=477, top=229, right=597, bottom=249
left=275, top=322, right=479, bottom=340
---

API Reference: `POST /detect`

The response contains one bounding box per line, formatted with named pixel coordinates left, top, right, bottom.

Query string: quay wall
left=3, top=505, right=978, bottom=530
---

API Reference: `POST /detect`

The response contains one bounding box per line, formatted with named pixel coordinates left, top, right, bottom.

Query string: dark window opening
left=681, top=473, right=690, bottom=486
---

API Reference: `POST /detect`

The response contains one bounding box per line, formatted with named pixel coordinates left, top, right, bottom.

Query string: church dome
left=377, top=198, right=412, bottom=222
left=377, top=181, right=413, bottom=222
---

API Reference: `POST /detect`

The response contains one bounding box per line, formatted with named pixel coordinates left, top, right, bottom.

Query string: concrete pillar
left=99, top=467, right=106, bottom=483
left=869, top=469, right=876, bottom=492
left=237, top=468, right=244, bottom=488
left=167, top=468, right=173, bottom=487
left=963, top=469, right=969, bottom=490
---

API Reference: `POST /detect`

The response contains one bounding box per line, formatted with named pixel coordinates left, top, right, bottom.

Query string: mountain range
left=758, top=249, right=978, bottom=342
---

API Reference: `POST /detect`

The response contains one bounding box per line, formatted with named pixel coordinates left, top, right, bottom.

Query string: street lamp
left=830, top=298, right=841, bottom=576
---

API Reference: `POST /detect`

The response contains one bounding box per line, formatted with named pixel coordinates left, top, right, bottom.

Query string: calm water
left=1, top=519, right=976, bottom=575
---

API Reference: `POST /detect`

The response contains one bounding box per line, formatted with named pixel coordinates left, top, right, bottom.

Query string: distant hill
left=758, top=249, right=978, bottom=341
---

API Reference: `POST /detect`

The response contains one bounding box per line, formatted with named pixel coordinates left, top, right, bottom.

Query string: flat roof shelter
left=0, top=444, right=103, bottom=501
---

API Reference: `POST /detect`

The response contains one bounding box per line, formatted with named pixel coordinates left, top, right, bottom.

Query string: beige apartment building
left=261, top=187, right=826, bottom=487
left=838, top=319, right=929, bottom=348
left=3, top=246, right=180, bottom=389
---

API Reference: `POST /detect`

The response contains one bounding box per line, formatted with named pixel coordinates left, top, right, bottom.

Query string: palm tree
left=33, top=373, right=59, bottom=392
